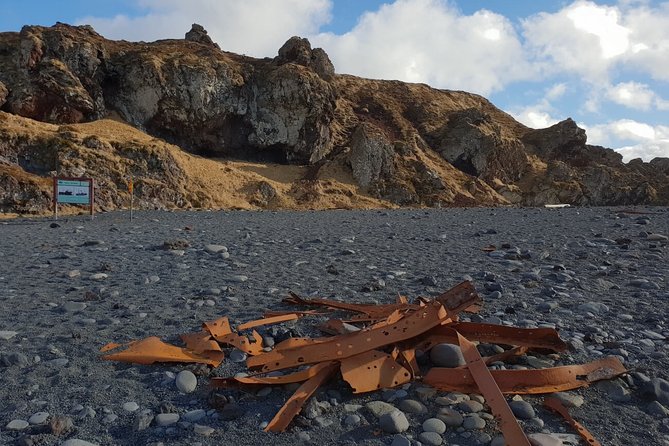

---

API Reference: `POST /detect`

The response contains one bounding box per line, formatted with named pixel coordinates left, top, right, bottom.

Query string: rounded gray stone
left=463, top=414, right=486, bottom=430
left=528, top=433, right=564, bottom=445
left=61, top=440, right=99, bottom=446
left=430, top=343, right=465, bottom=367
left=457, top=400, right=484, bottom=413
left=366, top=401, right=397, bottom=418
left=6, top=419, right=29, bottom=430
left=509, top=400, right=535, bottom=419
left=155, top=413, right=180, bottom=426
left=193, top=424, right=215, bottom=436
left=176, top=370, right=197, bottom=393
left=390, top=435, right=412, bottom=446
left=183, top=409, right=207, bottom=422
left=379, top=410, right=409, bottom=433
left=419, top=431, right=443, bottom=445
left=344, top=414, right=361, bottom=426
left=28, top=411, right=50, bottom=424
left=422, top=417, right=446, bottom=434
left=398, top=399, right=427, bottom=414
left=436, top=407, right=463, bottom=427
left=123, top=402, right=139, bottom=412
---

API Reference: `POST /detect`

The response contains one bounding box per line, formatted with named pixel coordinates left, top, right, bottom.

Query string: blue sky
left=1, top=0, right=668, bottom=161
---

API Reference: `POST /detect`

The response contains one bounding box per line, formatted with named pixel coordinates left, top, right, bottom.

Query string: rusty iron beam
left=410, top=323, right=567, bottom=353
left=544, top=397, right=602, bottom=446
left=264, top=361, right=339, bottom=433
left=457, top=332, right=532, bottom=445
left=423, top=356, right=626, bottom=394
left=237, top=314, right=300, bottom=331
left=247, top=302, right=449, bottom=373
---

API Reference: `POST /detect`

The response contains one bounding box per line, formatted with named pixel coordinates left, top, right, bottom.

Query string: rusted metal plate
left=180, top=330, right=222, bottom=353
left=212, top=363, right=330, bottom=388
left=423, top=356, right=627, bottom=394
left=544, top=397, right=602, bottom=446
left=412, top=322, right=567, bottom=352
left=100, top=342, right=123, bottom=352
left=397, top=348, right=419, bottom=378
left=481, top=346, right=529, bottom=365
left=203, top=316, right=232, bottom=338
left=340, top=350, right=412, bottom=393
left=101, top=336, right=223, bottom=367
left=237, top=314, right=299, bottom=331
left=434, top=281, right=481, bottom=315
left=457, top=332, right=531, bottom=446
left=213, top=330, right=265, bottom=355
left=264, top=361, right=339, bottom=433
left=247, top=302, right=448, bottom=373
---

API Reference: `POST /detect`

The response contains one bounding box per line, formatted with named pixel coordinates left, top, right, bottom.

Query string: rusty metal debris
left=100, top=280, right=625, bottom=442
left=544, top=397, right=602, bottom=446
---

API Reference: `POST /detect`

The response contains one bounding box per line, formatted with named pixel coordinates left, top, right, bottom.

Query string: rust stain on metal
left=544, top=397, right=602, bottom=446
left=237, top=313, right=299, bottom=331
left=264, top=361, right=339, bottom=433
left=457, top=332, right=531, bottom=446
left=340, top=350, right=412, bottom=393
left=423, top=356, right=626, bottom=394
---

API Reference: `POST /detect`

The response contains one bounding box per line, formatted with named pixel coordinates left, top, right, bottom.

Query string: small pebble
left=175, top=370, right=197, bottom=393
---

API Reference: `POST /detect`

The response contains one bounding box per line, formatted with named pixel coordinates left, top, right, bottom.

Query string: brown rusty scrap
left=246, top=301, right=450, bottom=373
left=544, top=397, right=602, bottom=446
left=237, top=313, right=300, bottom=331
left=423, top=355, right=626, bottom=394
left=339, top=349, right=412, bottom=393
left=457, top=332, right=532, bottom=446
left=100, top=336, right=224, bottom=367
left=99, top=280, right=617, bottom=443
left=264, top=361, right=339, bottom=433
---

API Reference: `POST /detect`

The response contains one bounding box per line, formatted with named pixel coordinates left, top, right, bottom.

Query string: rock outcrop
left=0, top=23, right=667, bottom=214
left=185, top=23, right=219, bottom=49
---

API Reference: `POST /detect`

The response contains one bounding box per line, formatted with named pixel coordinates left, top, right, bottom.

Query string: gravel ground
left=0, top=207, right=668, bottom=446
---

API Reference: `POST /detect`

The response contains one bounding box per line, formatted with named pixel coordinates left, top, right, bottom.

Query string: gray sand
left=0, top=207, right=667, bottom=445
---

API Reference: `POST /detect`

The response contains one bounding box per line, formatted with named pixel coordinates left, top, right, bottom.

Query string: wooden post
left=90, top=179, right=95, bottom=220
left=53, top=177, right=58, bottom=220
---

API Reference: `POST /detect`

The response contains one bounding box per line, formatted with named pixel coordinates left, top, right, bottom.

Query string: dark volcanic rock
left=0, top=22, right=667, bottom=214
left=185, top=23, right=219, bottom=49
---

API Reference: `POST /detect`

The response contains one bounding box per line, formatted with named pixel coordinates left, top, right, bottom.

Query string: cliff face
left=0, top=23, right=667, bottom=214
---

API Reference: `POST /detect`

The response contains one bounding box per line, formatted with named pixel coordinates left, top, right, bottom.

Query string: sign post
left=128, top=179, right=134, bottom=221
left=53, top=177, right=95, bottom=220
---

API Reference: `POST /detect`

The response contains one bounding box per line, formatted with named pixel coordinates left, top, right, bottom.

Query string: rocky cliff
left=0, top=23, right=667, bottom=215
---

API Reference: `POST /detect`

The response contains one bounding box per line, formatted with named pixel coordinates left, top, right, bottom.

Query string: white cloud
left=312, top=0, right=534, bottom=95
left=583, top=119, right=669, bottom=161
left=77, top=0, right=332, bottom=57
left=607, top=81, right=656, bottom=110
left=545, top=83, right=568, bottom=100
left=522, top=1, right=669, bottom=84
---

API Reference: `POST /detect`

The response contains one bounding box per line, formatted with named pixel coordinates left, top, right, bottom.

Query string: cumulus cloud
left=522, top=1, right=669, bottom=84
left=607, top=81, right=657, bottom=110
left=583, top=120, right=669, bottom=161
left=77, top=0, right=332, bottom=57
left=311, top=0, right=533, bottom=95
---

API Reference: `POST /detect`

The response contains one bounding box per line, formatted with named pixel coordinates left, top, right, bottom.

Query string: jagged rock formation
left=0, top=23, right=667, bottom=214
left=185, top=23, right=219, bottom=49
